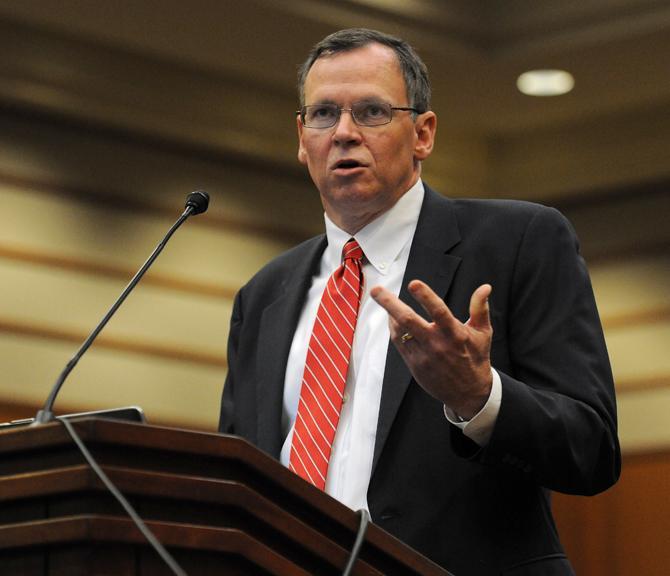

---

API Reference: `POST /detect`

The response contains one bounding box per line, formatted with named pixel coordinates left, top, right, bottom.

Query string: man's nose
left=332, top=109, right=362, bottom=144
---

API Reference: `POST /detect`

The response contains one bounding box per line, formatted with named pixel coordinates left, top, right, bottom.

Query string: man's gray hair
left=297, top=28, right=431, bottom=113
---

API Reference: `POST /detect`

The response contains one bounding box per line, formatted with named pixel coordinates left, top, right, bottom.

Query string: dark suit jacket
left=219, top=185, right=620, bottom=575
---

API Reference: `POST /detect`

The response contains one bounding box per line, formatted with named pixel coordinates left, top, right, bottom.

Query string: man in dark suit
left=219, top=28, right=620, bottom=575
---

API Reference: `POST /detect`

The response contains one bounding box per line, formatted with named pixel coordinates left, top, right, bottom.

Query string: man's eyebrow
left=306, top=97, right=388, bottom=106
left=306, top=98, right=338, bottom=105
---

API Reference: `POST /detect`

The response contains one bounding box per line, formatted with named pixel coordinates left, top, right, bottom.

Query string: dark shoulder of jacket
left=422, top=186, right=574, bottom=248
left=448, top=196, right=563, bottom=228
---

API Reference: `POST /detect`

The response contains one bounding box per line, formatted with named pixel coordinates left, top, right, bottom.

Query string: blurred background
left=0, top=1, right=668, bottom=573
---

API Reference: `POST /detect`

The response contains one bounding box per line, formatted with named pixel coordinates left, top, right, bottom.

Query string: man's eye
left=311, top=106, right=336, bottom=119
left=359, top=104, right=388, bottom=120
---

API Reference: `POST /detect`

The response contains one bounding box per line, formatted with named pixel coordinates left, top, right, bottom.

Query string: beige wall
left=1, top=103, right=668, bottom=454
left=0, top=107, right=319, bottom=430
left=561, top=196, right=670, bottom=454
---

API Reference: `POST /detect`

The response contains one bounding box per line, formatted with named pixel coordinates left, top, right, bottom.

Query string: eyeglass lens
left=303, top=102, right=393, bottom=128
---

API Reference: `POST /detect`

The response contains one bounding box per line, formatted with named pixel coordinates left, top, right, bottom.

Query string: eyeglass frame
left=296, top=101, right=422, bottom=128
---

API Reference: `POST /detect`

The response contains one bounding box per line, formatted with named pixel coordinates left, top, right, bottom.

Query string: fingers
left=371, top=281, right=492, bottom=337
left=370, top=285, right=431, bottom=338
left=468, top=284, right=492, bottom=331
left=407, top=280, right=459, bottom=333
left=371, top=281, right=494, bottom=413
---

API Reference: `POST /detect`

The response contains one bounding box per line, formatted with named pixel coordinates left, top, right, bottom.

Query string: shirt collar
left=323, top=179, right=425, bottom=275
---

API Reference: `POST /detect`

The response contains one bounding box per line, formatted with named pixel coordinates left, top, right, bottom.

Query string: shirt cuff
left=443, top=368, right=502, bottom=447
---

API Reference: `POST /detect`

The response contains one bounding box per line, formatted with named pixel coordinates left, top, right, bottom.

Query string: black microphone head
left=185, top=190, right=209, bottom=215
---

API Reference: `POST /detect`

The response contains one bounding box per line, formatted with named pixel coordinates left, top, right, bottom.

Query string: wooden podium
left=0, top=417, right=451, bottom=575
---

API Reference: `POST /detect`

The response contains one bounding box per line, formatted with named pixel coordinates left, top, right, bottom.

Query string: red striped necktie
left=289, top=238, right=364, bottom=489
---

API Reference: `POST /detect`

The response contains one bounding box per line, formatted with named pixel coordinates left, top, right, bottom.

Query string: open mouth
left=333, top=159, right=365, bottom=170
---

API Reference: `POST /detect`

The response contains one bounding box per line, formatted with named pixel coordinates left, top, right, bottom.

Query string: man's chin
left=324, top=185, right=381, bottom=207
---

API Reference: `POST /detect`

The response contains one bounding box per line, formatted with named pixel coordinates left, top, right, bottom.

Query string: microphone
left=184, top=190, right=209, bottom=215
left=33, top=190, right=210, bottom=425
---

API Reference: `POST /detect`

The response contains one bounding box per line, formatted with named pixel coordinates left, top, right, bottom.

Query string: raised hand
left=370, top=280, right=493, bottom=419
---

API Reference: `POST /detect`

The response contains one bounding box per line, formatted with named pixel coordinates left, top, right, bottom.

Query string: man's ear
left=297, top=115, right=308, bottom=165
left=413, top=111, right=437, bottom=161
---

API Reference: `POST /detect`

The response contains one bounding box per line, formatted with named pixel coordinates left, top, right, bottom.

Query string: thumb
left=468, top=284, right=492, bottom=331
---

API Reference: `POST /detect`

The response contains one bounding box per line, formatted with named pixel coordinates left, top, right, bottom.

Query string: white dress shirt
left=280, top=180, right=501, bottom=512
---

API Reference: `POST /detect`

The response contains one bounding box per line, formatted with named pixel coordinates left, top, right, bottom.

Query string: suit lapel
left=372, top=187, right=463, bottom=473
left=255, top=236, right=327, bottom=458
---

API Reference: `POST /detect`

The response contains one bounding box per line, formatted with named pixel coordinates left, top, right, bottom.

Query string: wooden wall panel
left=554, top=450, right=670, bottom=576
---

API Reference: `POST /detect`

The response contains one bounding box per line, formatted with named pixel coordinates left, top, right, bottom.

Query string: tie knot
left=342, top=238, right=363, bottom=262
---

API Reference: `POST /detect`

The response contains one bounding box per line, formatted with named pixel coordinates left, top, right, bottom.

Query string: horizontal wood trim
left=602, top=306, right=670, bottom=330
left=2, top=242, right=669, bottom=332
left=0, top=169, right=310, bottom=246
left=0, top=242, right=238, bottom=301
left=547, top=178, right=670, bottom=266
left=2, top=170, right=669, bottom=265
left=617, top=446, right=670, bottom=463
left=585, top=240, right=670, bottom=266
left=0, top=318, right=227, bottom=369
left=615, top=375, right=670, bottom=394
left=551, top=177, right=670, bottom=213
left=1, top=316, right=668, bottom=393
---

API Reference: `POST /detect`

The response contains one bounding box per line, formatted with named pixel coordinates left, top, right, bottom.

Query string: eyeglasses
left=297, top=101, right=421, bottom=128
